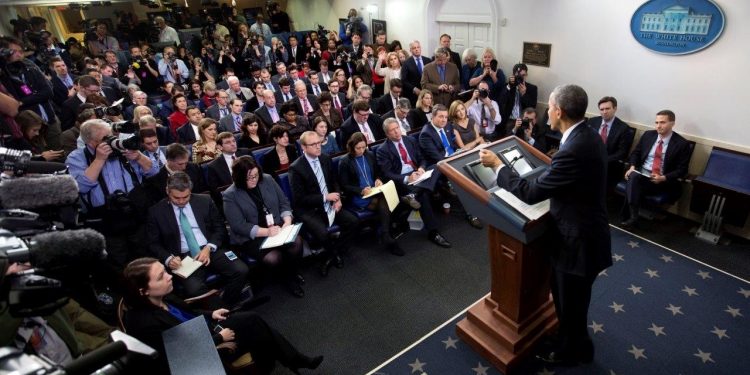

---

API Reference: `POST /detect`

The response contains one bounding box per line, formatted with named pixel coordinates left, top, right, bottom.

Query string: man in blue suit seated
left=377, top=118, right=451, bottom=248
left=418, top=104, right=482, bottom=229
left=621, top=109, right=691, bottom=228
left=480, top=84, right=612, bottom=366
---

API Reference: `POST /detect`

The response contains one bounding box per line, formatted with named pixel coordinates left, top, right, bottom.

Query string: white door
left=437, top=22, right=492, bottom=57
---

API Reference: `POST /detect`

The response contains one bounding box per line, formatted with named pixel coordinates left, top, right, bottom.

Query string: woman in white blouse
left=375, top=51, right=402, bottom=93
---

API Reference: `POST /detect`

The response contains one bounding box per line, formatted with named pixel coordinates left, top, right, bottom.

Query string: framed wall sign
left=522, top=42, right=552, bottom=67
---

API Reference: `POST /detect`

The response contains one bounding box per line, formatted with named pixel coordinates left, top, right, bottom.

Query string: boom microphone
left=3, top=229, right=106, bottom=270
left=0, top=174, right=79, bottom=209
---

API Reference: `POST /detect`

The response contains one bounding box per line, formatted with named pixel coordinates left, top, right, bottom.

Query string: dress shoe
left=467, top=216, right=483, bottom=229
left=319, top=258, right=333, bottom=277
left=389, top=242, right=405, bottom=256
left=400, top=194, right=421, bottom=210
left=428, top=231, right=452, bottom=248
left=286, top=281, right=305, bottom=298
left=333, top=255, right=344, bottom=269
left=291, top=355, right=324, bottom=374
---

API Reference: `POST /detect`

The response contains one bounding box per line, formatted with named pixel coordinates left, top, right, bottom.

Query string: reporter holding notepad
left=147, top=172, right=249, bottom=310
left=222, top=156, right=306, bottom=298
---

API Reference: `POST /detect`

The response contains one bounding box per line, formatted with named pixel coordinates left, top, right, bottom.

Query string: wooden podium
left=437, top=137, right=558, bottom=373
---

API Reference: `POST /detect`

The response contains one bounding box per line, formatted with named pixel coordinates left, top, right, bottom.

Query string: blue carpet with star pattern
left=370, top=227, right=750, bottom=375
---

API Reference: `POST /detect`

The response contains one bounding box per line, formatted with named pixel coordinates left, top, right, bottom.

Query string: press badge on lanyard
left=265, top=210, right=275, bottom=227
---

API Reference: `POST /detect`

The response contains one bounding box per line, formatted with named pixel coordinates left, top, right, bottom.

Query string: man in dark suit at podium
left=480, top=84, right=612, bottom=366
left=586, top=96, right=632, bottom=189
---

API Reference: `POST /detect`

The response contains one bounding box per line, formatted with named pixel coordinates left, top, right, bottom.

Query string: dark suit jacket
left=420, top=62, right=460, bottom=107
left=496, top=123, right=612, bottom=277
left=218, top=112, right=251, bottom=133
left=373, top=93, right=398, bottom=116
left=418, top=123, right=457, bottom=167
left=244, top=97, right=263, bottom=113
left=291, top=94, right=320, bottom=116
left=286, top=45, right=307, bottom=65
left=288, top=153, right=340, bottom=219
left=376, top=137, right=427, bottom=191
left=206, top=150, right=252, bottom=192
left=499, top=81, right=538, bottom=122
left=205, top=104, right=230, bottom=121
left=586, top=116, right=632, bottom=163
left=340, top=115, right=386, bottom=146
left=254, top=104, right=281, bottom=130
left=60, top=95, right=84, bottom=131
left=262, top=145, right=298, bottom=176
left=338, top=151, right=382, bottom=205
left=306, top=82, right=328, bottom=96
left=146, top=194, right=226, bottom=262
left=144, top=164, right=208, bottom=206
left=176, top=123, right=198, bottom=145
left=222, top=176, right=292, bottom=245
left=124, top=294, right=219, bottom=375
left=402, top=55, right=431, bottom=101
left=51, top=74, right=77, bottom=107
left=629, top=130, right=691, bottom=185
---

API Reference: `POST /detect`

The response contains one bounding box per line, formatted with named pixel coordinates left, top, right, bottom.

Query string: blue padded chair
left=200, top=163, right=210, bottom=184
left=251, top=145, right=275, bottom=168
left=277, top=172, right=293, bottom=205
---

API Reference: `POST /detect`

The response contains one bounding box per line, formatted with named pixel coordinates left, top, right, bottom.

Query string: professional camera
left=478, top=88, right=490, bottom=99
left=102, top=134, right=141, bottom=155
left=94, top=104, right=122, bottom=119
left=510, top=74, right=525, bottom=87
left=0, top=147, right=32, bottom=176
left=519, top=118, right=531, bottom=130
left=337, top=47, right=351, bottom=62
left=109, top=120, right=137, bottom=134
left=514, top=118, right=532, bottom=139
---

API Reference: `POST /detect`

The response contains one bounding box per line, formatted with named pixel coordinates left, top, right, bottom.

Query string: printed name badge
left=265, top=213, right=275, bottom=227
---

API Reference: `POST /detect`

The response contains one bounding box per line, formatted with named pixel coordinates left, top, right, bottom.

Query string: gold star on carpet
left=599, top=269, right=609, bottom=277
left=659, top=255, right=673, bottom=263
left=609, top=301, right=625, bottom=313
left=666, top=304, right=684, bottom=316
left=693, top=349, right=714, bottom=363
left=627, top=345, right=647, bottom=360
left=644, top=268, right=660, bottom=278
left=588, top=321, right=605, bottom=334
left=442, top=336, right=458, bottom=349
left=612, top=253, right=624, bottom=262
left=408, top=358, right=426, bottom=373
left=627, top=240, right=639, bottom=248
left=696, top=270, right=712, bottom=279
left=627, top=284, right=644, bottom=295
left=710, top=326, right=729, bottom=339
left=738, top=288, right=750, bottom=298
left=472, top=362, right=489, bottom=375
left=682, top=286, right=699, bottom=297
left=724, top=305, right=743, bottom=318
left=647, top=323, right=666, bottom=336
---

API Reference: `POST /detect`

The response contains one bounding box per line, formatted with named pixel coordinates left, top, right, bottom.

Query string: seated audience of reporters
left=237, top=114, right=268, bottom=148
left=312, top=115, right=341, bottom=156
left=192, top=118, right=221, bottom=164
left=263, top=124, right=299, bottom=178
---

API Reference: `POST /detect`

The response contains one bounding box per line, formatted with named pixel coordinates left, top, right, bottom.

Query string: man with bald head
left=254, top=89, right=282, bottom=129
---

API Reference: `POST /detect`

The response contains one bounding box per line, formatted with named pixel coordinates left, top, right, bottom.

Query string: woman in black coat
left=122, top=257, right=322, bottom=374
left=338, top=132, right=403, bottom=256
left=262, top=125, right=299, bottom=179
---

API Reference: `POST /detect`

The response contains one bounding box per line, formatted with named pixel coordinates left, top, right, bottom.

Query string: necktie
left=284, top=93, right=291, bottom=102
left=302, top=98, right=312, bottom=114
left=333, top=95, right=343, bottom=118
left=600, top=123, right=608, bottom=144
left=400, top=118, right=410, bottom=134
left=270, top=108, right=279, bottom=123
left=220, top=107, right=228, bottom=118
left=360, top=123, right=373, bottom=143
left=179, top=207, right=201, bottom=257
left=152, top=151, right=163, bottom=169
left=416, top=57, right=423, bottom=75
left=266, top=83, right=274, bottom=91
left=398, top=142, right=416, bottom=169
left=311, top=160, right=332, bottom=213
left=234, top=115, right=242, bottom=131
left=652, top=139, right=664, bottom=174
left=439, top=129, right=454, bottom=156
left=438, top=65, right=446, bottom=82
left=313, top=86, right=320, bottom=96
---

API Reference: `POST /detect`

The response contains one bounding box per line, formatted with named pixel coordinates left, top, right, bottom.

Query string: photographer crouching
left=66, top=119, right=158, bottom=269
left=511, top=107, right=549, bottom=153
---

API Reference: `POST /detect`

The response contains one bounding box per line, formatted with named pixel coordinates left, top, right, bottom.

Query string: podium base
left=456, top=294, right=558, bottom=374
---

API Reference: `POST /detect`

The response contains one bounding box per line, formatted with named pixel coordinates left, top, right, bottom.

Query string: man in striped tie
left=622, top=109, right=692, bottom=228
left=289, top=131, right=359, bottom=277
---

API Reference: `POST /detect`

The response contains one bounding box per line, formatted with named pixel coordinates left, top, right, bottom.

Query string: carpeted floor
left=255, top=196, right=749, bottom=374
left=371, top=226, right=750, bottom=374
